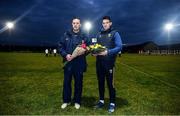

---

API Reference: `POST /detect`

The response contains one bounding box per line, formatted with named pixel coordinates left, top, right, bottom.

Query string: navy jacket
left=58, top=30, right=90, bottom=72
left=96, top=27, right=122, bottom=67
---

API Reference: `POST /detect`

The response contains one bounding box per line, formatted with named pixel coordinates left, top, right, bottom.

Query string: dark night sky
left=0, top=0, right=180, bottom=46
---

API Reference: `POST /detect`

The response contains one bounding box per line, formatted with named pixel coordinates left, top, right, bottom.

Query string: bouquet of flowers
left=71, top=41, right=87, bottom=58
left=89, top=43, right=106, bottom=54
left=64, top=40, right=88, bottom=66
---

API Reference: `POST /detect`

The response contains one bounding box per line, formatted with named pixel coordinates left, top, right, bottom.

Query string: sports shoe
left=94, top=101, right=104, bottom=109
left=74, top=103, right=80, bottom=109
left=61, top=103, right=70, bottom=109
left=108, top=103, right=115, bottom=113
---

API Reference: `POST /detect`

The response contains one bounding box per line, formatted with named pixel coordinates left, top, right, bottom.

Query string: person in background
left=53, top=49, right=57, bottom=57
left=45, top=49, right=48, bottom=57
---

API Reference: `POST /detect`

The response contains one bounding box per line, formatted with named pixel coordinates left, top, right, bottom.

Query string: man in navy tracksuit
left=58, top=17, right=90, bottom=109
left=94, top=16, right=122, bottom=113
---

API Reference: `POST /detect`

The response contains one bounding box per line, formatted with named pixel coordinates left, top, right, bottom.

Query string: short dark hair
left=72, top=16, right=81, bottom=22
left=102, top=16, right=111, bottom=22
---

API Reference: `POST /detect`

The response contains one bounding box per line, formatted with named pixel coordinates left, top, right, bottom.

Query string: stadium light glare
left=83, top=21, right=92, bottom=32
left=6, top=22, right=14, bottom=29
left=164, top=23, right=174, bottom=31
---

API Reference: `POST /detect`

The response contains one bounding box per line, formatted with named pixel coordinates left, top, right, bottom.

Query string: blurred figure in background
left=53, top=49, right=57, bottom=57
left=45, top=49, right=48, bottom=57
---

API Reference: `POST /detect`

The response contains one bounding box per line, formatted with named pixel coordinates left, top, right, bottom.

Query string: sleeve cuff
left=62, top=53, right=68, bottom=58
left=107, top=49, right=111, bottom=56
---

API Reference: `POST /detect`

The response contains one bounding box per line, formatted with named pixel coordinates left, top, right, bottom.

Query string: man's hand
left=98, top=50, right=108, bottom=56
left=92, top=50, right=108, bottom=56
left=66, top=54, right=72, bottom=61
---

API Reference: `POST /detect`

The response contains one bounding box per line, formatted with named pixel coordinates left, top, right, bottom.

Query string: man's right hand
left=66, top=54, right=72, bottom=61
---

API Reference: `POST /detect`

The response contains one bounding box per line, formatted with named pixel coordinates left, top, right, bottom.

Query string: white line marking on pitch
left=120, top=63, right=180, bottom=90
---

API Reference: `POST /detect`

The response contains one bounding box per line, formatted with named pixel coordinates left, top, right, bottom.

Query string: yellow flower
left=89, top=45, right=94, bottom=49
left=95, top=46, right=97, bottom=48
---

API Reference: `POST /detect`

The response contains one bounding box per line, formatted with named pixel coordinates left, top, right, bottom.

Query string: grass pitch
left=0, top=52, right=179, bottom=115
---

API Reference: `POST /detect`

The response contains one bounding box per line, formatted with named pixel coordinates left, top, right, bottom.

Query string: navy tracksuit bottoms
left=63, top=66, right=83, bottom=104
left=96, top=60, right=116, bottom=103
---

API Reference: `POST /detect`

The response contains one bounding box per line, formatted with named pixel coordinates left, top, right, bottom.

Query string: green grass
left=0, top=52, right=180, bottom=115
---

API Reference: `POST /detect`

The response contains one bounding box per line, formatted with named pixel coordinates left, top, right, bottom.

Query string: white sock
left=99, top=100, right=104, bottom=104
left=110, top=103, right=115, bottom=106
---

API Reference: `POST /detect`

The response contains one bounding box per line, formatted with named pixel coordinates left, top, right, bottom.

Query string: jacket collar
left=100, top=27, right=114, bottom=34
left=67, top=29, right=82, bottom=36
